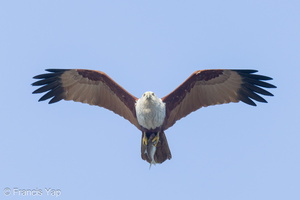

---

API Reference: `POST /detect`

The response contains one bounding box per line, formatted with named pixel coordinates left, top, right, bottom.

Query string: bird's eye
left=143, top=94, right=145, bottom=97
left=152, top=92, right=154, bottom=96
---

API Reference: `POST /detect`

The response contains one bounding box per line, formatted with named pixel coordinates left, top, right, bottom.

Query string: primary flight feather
left=32, top=69, right=276, bottom=165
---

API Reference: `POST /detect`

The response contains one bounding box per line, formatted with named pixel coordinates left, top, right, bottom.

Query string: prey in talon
left=142, top=132, right=160, bottom=167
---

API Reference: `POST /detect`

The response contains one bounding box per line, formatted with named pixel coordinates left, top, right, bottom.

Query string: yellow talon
left=152, top=132, right=160, bottom=146
left=142, top=133, right=148, bottom=146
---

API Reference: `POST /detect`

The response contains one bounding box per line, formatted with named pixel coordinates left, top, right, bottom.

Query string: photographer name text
left=3, top=187, right=61, bottom=197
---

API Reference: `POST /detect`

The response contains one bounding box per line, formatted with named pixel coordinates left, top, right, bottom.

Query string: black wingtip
left=233, top=69, right=258, bottom=74
left=32, top=69, right=66, bottom=104
left=234, top=69, right=276, bottom=106
left=270, top=84, right=277, bottom=89
left=45, top=69, right=70, bottom=72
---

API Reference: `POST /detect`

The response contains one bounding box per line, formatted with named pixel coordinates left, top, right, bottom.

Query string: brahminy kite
left=32, top=69, right=276, bottom=166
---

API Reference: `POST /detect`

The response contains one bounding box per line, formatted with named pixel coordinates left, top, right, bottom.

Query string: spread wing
left=162, top=69, right=276, bottom=130
left=32, top=69, right=141, bottom=129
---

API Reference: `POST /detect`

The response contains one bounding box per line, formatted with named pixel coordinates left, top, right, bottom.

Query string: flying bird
left=32, top=69, right=276, bottom=166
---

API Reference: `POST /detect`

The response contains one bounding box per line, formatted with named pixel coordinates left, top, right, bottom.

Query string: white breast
left=135, top=92, right=166, bottom=130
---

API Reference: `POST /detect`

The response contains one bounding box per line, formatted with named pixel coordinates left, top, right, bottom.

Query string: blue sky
left=1, top=0, right=299, bottom=199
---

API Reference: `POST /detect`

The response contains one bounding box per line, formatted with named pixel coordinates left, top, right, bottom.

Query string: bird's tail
left=141, top=131, right=172, bottom=164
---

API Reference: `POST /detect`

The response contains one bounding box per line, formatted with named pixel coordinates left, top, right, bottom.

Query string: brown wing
left=161, top=69, right=276, bottom=130
left=32, top=69, right=141, bottom=129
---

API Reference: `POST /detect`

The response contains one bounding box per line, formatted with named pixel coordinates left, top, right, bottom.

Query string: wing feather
left=32, top=69, right=140, bottom=129
left=162, top=69, right=276, bottom=130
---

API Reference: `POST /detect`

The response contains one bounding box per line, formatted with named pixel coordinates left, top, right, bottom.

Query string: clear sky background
left=1, top=0, right=299, bottom=199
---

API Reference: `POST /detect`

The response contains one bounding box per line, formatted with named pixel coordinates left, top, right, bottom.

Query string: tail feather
left=141, top=131, right=172, bottom=164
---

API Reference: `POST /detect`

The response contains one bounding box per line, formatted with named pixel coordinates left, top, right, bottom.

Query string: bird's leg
left=142, top=132, right=148, bottom=146
left=152, top=132, right=160, bottom=146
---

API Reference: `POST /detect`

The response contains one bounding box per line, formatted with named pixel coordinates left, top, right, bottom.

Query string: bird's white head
left=141, top=91, right=156, bottom=100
